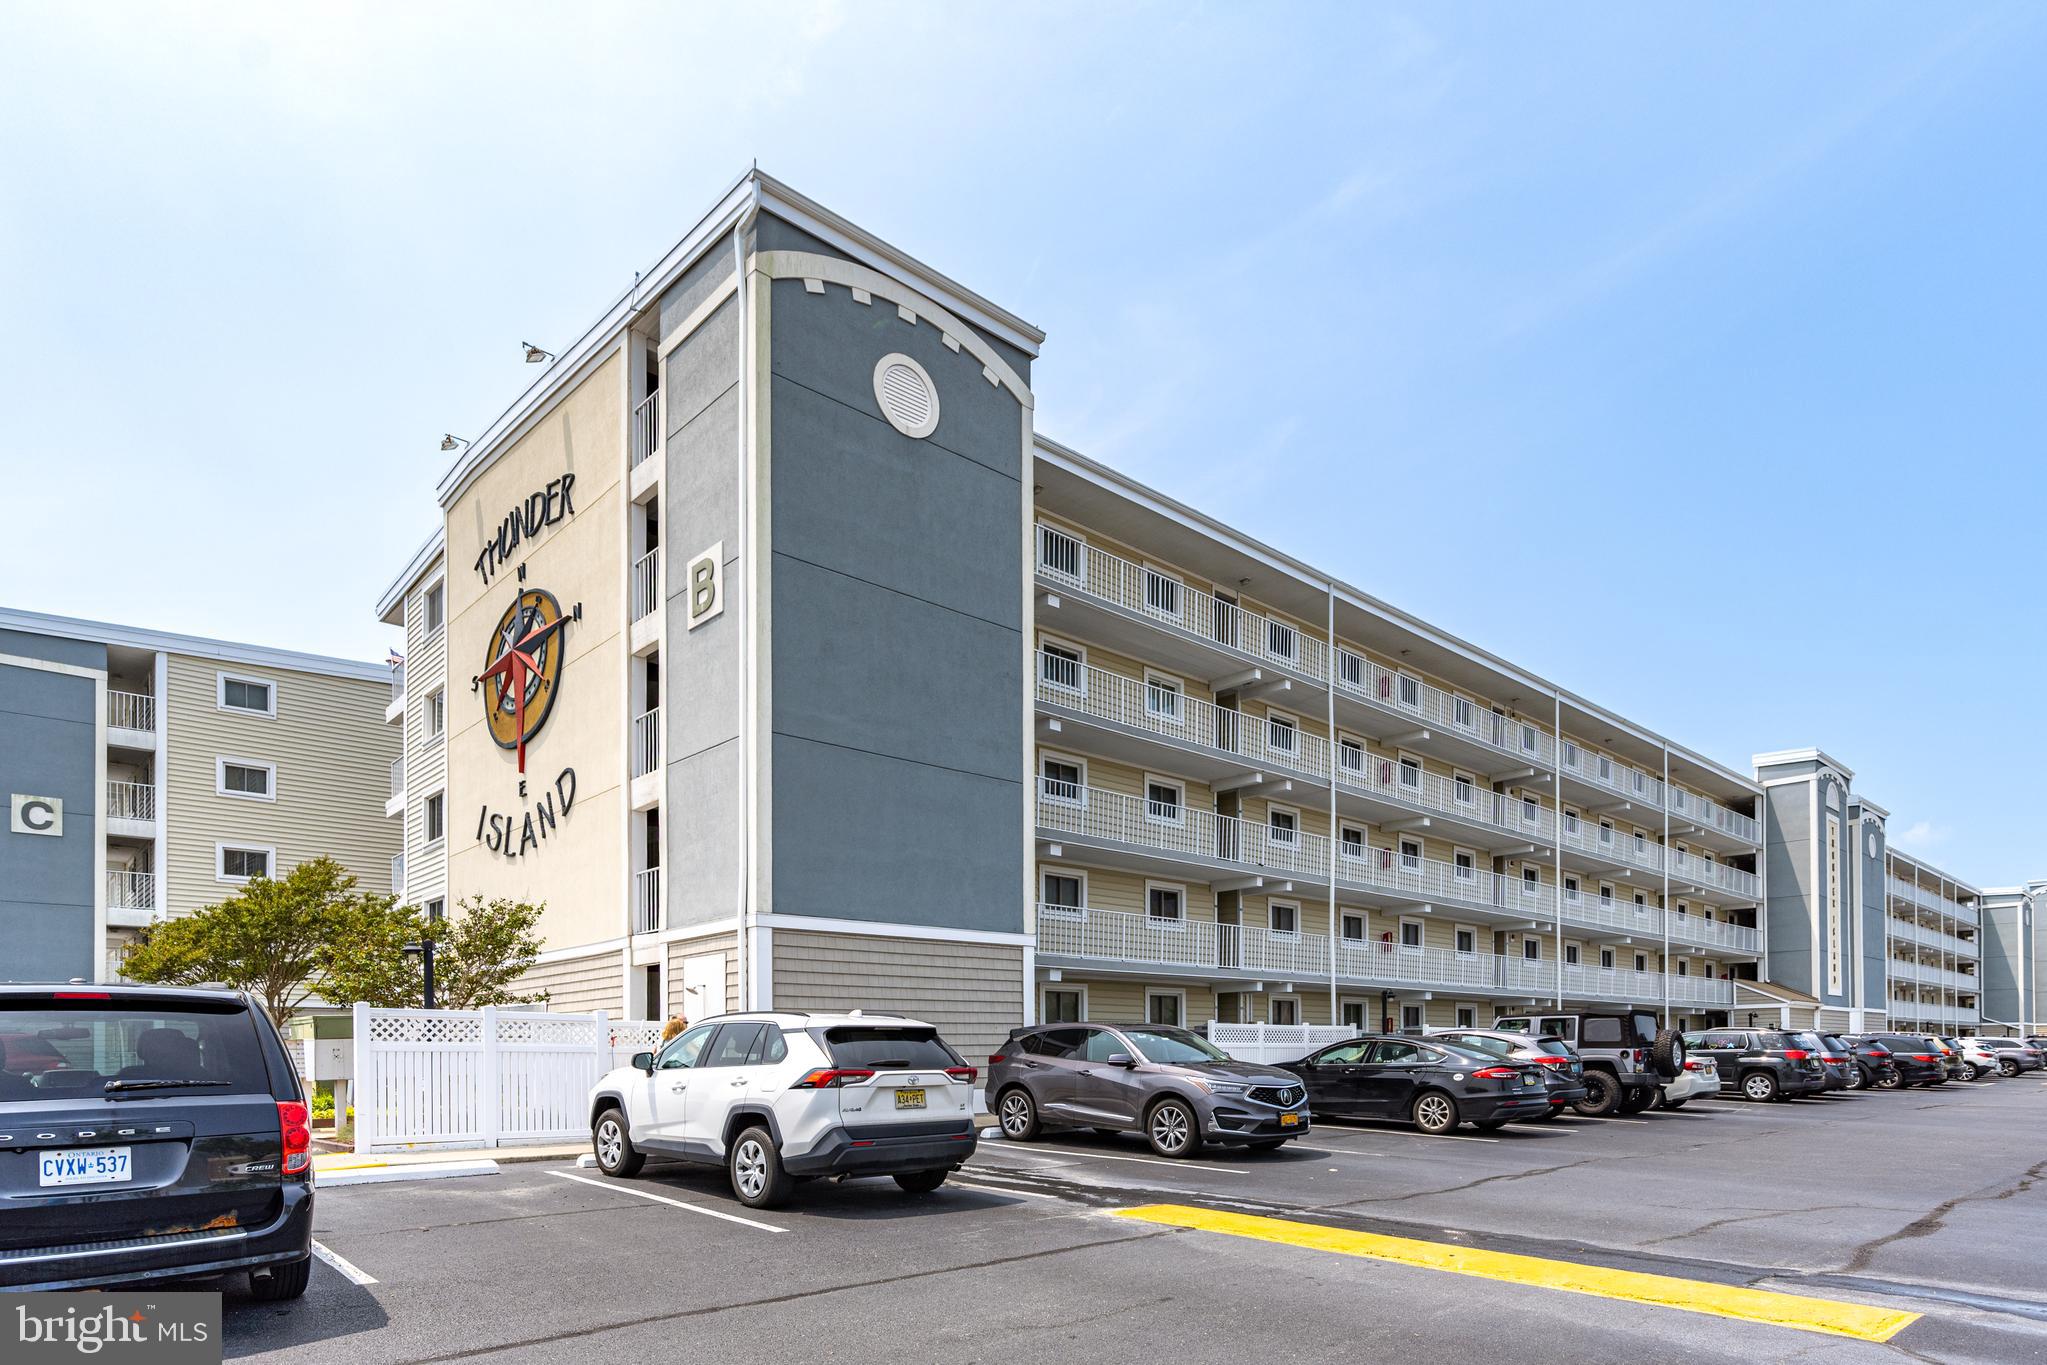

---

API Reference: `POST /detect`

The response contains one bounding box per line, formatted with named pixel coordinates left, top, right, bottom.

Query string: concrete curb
left=319, top=1160, right=502, bottom=1187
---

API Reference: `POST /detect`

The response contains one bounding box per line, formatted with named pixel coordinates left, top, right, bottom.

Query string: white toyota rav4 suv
left=587, top=1011, right=978, bottom=1208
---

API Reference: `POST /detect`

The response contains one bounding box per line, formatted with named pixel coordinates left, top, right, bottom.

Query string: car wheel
left=592, top=1106, right=644, bottom=1178
left=1648, top=1028, right=1687, bottom=1081
left=894, top=1169, right=949, bottom=1194
left=728, top=1126, right=793, bottom=1209
left=1145, top=1097, right=1201, bottom=1158
left=249, top=1257, right=312, bottom=1302
left=1741, top=1071, right=1779, bottom=1103
left=1961, top=1063, right=1980, bottom=1081
left=1874, top=1069, right=1901, bottom=1090
left=1573, top=1071, right=1622, bottom=1117
left=1617, top=1087, right=1655, bottom=1114
left=1843, top=1065, right=1865, bottom=1091
left=997, top=1087, right=1041, bottom=1141
left=2000, top=1060, right=2019, bottom=1077
left=1412, top=1091, right=1460, bottom=1135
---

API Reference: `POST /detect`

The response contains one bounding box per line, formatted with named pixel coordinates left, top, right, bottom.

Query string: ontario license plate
left=40, top=1147, right=132, bottom=1187
left=893, top=1088, right=926, bottom=1111
left=1279, top=1112, right=1300, bottom=1126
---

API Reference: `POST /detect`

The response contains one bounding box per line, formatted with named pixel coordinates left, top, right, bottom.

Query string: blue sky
left=2, top=4, right=2041, bottom=883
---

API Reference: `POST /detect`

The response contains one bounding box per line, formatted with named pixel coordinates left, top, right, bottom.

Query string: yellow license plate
left=894, top=1088, right=927, bottom=1110
left=1278, top=1112, right=1300, bottom=1126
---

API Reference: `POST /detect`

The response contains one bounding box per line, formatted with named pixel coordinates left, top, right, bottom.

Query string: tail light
left=1470, top=1066, right=1519, bottom=1080
left=1910, top=1054, right=1937, bottom=1063
left=1684, top=1060, right=1705, bottom=1071
left=1532, top=1055, right=1569, bottom=1065
left=946, top=1066, right=977, bottom=1084
left=792, top=1068, right=876, bottom=1089
left=278, top=1101, right=311, bottom=1176
left=986, top=1054, right=1007, bottom=1066
left=52, top=991, right=112, bottom=999
left=1782, top=1049, right=1809, bottom=1061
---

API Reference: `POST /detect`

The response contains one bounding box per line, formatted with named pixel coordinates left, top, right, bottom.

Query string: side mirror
left=1107, top=1052, right=1135, bottom=1068
left=631, top=1051, right=655, bottom=1074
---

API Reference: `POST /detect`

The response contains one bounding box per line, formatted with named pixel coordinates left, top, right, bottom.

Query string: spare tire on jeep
left=1648, top=1028, right=1686, bottom=1080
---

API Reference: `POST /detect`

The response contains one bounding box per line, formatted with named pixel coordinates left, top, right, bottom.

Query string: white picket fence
left=1207, top=1022, right=1360, bottom=1066
left=351, top=1004, right=666, bottom=1154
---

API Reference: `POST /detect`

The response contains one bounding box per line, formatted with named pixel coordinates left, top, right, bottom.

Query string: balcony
left=106, top=781, right=155, bottom=836
left=1036, top=905, right=1733, bottom=1006
left=106, top=870, right=155, bottom=927
left=1888, top=917, right=1979, bottom=958
left=630, top=547, right=662, bottom=656
left=1666, top=848, right=1758, bottom=902
left=1667, top=788, right=1760, bottom=848
left=633, top=867, right=661, bottom=935
left=1035, top=781, right=1329, bottom=887
left=386, top=758, right=405, bottom=819
left=1334, top=645, right=1557, bottom=774
left=1036, top=525, right=1329, bottom=687
left=1036, top=655, right=1329, bottom=786
left=392, top=853, right=405, bottom=898
left=386, top=662, right=406, bottom=725
left=630, top=708, right=662, bottom=811
left=1886, top=877, right=1979, bottom=927
left=107, top=690, right=155, bottom=742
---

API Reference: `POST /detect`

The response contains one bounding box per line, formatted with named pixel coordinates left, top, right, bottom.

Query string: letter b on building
left=687, top=543, right=724, bottom=630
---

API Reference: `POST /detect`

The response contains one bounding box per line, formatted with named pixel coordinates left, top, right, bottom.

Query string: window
left=1146, top=884, right=1184, bottom=924
left=1563, top=809, right=1580, bottom=837
left=1633, top=892, right=1647, bottom=911
left=425, top=792, right=446, bottom=844
left=1677, top=960, right=1690, bottom=977
left=1340, top=826, right=1367, bottom=860
left=1634, top=829, right=1648, bottom=855
left=1455, top=1005, right=1477, bottom=1028
left=1338, top=737, right=1366, bottom=774
left=1522, top=866, right=1541, bottom=896
left=1564, top=943, right=1581, bottom=965
left=1037, top=524, right=1083, bottom=580
left=1041, top=872, right=1084, bottom=915
left=216, top=758, right=274, bottom=801
left=1270, top=996, right=1300, bottom=1026
left=1338, top=650, right=1365, bottom=689
left=1039, top=756, right=1083, bottom=805
left=218, top=673, right=274, bottom=717
left=1597, top=754, right=1613, bottom=783
left=1039, top=640, right=1084, bottom=693
left=1599, top=883, right=1614, bottom=908
left=705, top=1022, right=766, bottom=1068
left=1634, top=953, right=1648, bottom=972
left=1267, top=806, right=1298, bottom=846
left=1520, top=723, right=1539, bottom=754
left=1400, top=1005, right=1424, bottom=1031
left=1146, top=991, right=1184, bottom=1027
left=1563, top=740, right=1580, bottom=769
left=1522, top=937, right=1541, bottom=961
left=1453, top=696, right=1476, bottom=729
left=1521, top=794, right=1540, bottom=826
left=656, top=1023, right=715, bottom=1070
left=1453, top=771, right=1476, bottom=805
left=1043, top=988, right=1084, bottom=1023
left=1265, top=711, right=1298, bottom=757
left=1399, top=919, right=1423, bottom=948
left=1454, top=926, right=1476, bottom=955
left=1398, top=837, right=1422, bottom=872
left=1264, top=618, right=1298, bottom=661
left=1144, top=672, right=1183, bottom=724
left=1562, top=876, right=1580, bottom=904
left=1398, top=756, right=1423, bottom=792
left=217, top=844, right=272, bottom=882
left=1143, top=566, right=1182, bottom=619
left=1145, top=778, right=1184, bottom=825
left=1600, top=947, right=1615, bottom=970
left=1599, top=819, right=1615, bottom=847
left=1270, top=902, right=1299, bottom=936
left=428, top=689, right=446, bottom=739
left=424, top=581, right=445, bottom=634
left=1340, top=1000, right=1368, bottom=1030
left=1396, top=673, right=1421, bottom=710
left=1453, top=849, right=1476, bottom=882
left=425, top=898, right=445, bottom=923
left=1341, top=912, right=1366, bottom=941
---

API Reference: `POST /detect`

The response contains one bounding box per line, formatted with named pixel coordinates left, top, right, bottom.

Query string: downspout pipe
left=732, top=184, right=761, bottom=1009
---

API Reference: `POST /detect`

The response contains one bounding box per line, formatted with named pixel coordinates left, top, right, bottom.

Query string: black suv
left=0, top=984, right=314, bottom=1296
left=1491, top=1011, right=1685, bottom=1116
left=1855, top=1034, right=1949, bottom=1088
left=1684, top=1028, right=1827, bottom=1101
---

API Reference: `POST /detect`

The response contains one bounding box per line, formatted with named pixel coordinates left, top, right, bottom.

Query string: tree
left=424, top=896, right=549, bottom=1009
left=121, top=857, right=404, bottom=1024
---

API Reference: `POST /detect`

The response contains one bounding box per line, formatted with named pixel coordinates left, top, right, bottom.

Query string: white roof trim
left=0, top=607, right=387, bottom=682
left=375, top=526, right=446, bottom=624
left=1752, top=747, right=1856, bottom=779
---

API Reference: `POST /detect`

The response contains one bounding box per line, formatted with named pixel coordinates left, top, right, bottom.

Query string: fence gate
left=352, top=1004, right=665, bottom=1154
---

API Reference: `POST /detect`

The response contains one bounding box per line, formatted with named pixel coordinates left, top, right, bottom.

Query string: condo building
left=1978, top=883, right=2043, bottom=1035
left=377, top=169, right=1770, bottom=1061
left=0, top=608, right=399, bottom=983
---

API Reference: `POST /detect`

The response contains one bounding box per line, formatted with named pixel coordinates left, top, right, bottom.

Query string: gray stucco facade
left=0, top=628, right=105, bottom=982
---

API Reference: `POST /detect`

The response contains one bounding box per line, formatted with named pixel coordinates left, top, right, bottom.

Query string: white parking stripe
left=310, top=1240, right=377, bottom=1286
left=546, top=1169, right=786, bottom=1232
left=949, top=1178, right=1063, bottom=1200
left=1314, top=1124, right=1502, bottom=1143
left=974, top=1145, right=1250, bottom=1174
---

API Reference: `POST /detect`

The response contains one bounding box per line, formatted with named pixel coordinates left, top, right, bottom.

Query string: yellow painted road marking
left=1113, top=1204, right=1920, bottom=1344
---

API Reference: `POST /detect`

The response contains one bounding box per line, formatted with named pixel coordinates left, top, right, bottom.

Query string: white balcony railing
left=1670, top=789, right=1759, bottom=845
left=392, top=853, right=405, bottom=897
left=633, top=867, right=661, bottom=935
left=1559, top=815, right=1663, bottom=876
left=1886, top=877, right=1980, bottom=927
left=632, top=708, right=662, bottom=779
left=1035, top=781, right=1329, bottom=881
left=1035, top=905, right=1733, bottom=1004
left=390, top=757, right=405, bottom=799
left=107, top=871, right=154, bottom=910
left=1036, top=525, right=1329, bottom=682
left=389, top=661, right=405, bottom=703
left=631, top=391, right=661, bottom=470
left=108, top=690, right=155, bottom=733
left=106, top=781, right=155, bottom=823
left=1334, top=647, right=1557, bottom=770
left=632, top=547, right=661, bottom=623
left=1035, top=655, right=1330, bottom=781
left=1667, top=848, right=1759, bottom=899
left=1334, top=748, right=1556, bottom=843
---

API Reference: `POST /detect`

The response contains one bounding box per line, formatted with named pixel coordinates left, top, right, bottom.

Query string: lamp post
left=405, top=937, right=438, bottom=1010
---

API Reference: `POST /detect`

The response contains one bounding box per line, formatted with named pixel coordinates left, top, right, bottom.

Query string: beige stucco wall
left=443, top=352, right=625, bottom=955
left=162, top=654, right=398, bottom=916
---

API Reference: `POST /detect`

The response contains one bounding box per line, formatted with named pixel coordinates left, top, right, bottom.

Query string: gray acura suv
left=986, top=1023, right=1309, bottom=1157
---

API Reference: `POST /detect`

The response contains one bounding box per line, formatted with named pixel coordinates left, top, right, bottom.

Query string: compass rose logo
left=477, top=587, right=572, bottom=773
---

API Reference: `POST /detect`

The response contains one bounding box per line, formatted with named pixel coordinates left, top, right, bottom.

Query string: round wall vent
left=873, top=353, right=940, bottom=439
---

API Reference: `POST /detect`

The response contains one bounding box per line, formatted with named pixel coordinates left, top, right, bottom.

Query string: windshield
left=0, top=999, right=268, bottom=1103
left=1534, top=1038, right=1575, bottom=1057
left=822, top=1027, right=962, bottom=1070
left=1122, top=1027, right=1230, bottom=1065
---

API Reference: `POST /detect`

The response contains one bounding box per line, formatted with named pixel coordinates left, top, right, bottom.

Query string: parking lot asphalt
left=222, top=1075, right=2047, bottom=1364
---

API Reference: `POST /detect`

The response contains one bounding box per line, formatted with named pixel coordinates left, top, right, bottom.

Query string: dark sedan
left=1428, top=1028, right=1587, bottom=1121
left=1281, top=1034, right=1550, bottom=1135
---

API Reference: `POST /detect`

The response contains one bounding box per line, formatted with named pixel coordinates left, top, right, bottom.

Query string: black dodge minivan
left=0, top=983, right=314, bottom=1296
